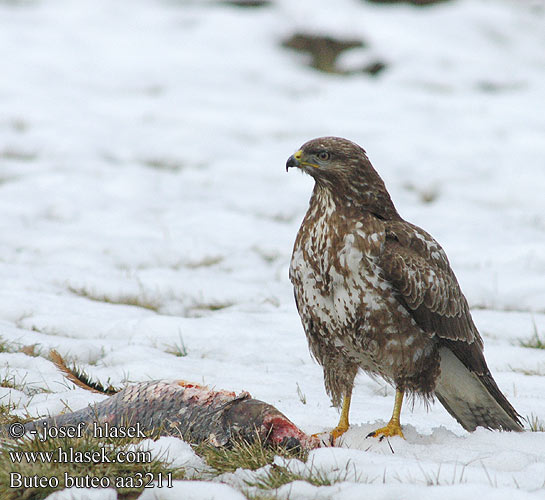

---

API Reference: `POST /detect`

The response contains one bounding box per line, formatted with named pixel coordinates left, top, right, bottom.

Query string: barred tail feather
left=434, top=347, right=523, bottom=432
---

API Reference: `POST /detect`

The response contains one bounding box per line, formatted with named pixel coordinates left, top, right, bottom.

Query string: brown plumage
left=287, top=136, right=523, bottom=437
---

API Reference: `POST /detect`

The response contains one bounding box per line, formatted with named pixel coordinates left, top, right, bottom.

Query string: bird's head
left=286, top=136, right=368, bottom=184
left=286, top=136, right=399, bottom=218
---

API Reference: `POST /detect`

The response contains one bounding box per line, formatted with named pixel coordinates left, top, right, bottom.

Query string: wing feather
left=378, top=220, right=482, bottom=347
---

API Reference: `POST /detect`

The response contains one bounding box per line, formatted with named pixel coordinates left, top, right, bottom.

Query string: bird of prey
left=287, top=136, right=523, bottom=440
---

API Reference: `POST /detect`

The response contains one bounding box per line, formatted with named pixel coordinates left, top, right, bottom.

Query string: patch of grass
left=142, top=157, right=185, bottom=172
left=244, top=493, right=281, bottom=500
left=0, top=401, right=18, bottom=420
left=246, top=464, right=311, bottom=490
left=252, top=246, right=280, bottom=264
left=403, top=181, right=440, bottom=204
left=0, top=370, right=49, bottom=397
left=0, top=373, right=26, bottom=392
left=419, top=463, right=463, bottom=486
left=0, top=336, right=47, bottom=360
left=164, top=334, right=188, bottom=358
left=245, top=464, right=304, bottom=490
left=245, top=460, right=361, bottom=492
left=508, top=364, right=545, bottom=376
left=400, top=462, right=468, bottom=487
left=0, top=343, right=53, bottom=398
left=196, top=438, right=359, bottom=495
left=68, top=286, right=161, bottom=312
left=0, top=401, right=34, bottom=427
left=365, top=0, right=450, bottom=5
left=188, top=301, right=234, bottom=316
left=0, top=431, right=184, bottom=499
left=296, top=383, right=307, bottom=405
left=282, top=33, right=364, bottom=74
left=194, top=438, right=306, bottom=476
left=0, top=371, right=51, bottom=397
left=527, top=413, right=545, bottom=432
left=0, top=148, right=37, bottom=162
left=184, top=256, right=224, bottom=269
left=0, top=336, right=19, bottom=354
left=19, top=344, right=42, bottom=357
left=519, top=320, right=545, bottom=350
left=520, top=333, right=545, bottom=350
left=222, top=0, right=272, bottom=8
left=281, top=32, right=386, bottom=77
left=10, top=118, right=29, bottom=132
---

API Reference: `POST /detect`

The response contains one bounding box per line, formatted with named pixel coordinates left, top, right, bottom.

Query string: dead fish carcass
left=18, top=380, right=320, bottom=450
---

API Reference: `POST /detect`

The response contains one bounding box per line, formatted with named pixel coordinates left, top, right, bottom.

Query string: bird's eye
left=317, top=151, right=330, bottom=161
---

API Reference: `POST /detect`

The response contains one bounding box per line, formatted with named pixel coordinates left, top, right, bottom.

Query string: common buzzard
left=287, top=136, right=522, bottom=439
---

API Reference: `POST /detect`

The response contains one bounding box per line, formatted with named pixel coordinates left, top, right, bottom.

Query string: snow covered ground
left=1, top=0, right=545, bottom=498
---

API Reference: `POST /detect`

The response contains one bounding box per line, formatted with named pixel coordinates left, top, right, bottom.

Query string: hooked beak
left=286, top=155, right=300, bottom=172
left=286, top=150, right=303, bottom=172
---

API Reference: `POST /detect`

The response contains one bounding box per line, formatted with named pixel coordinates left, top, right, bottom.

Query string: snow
left=1, top=0, right=545, bottom=498
left=45, top=489, right=117, bottom=500
left=134, top=436, right=207, bottom=473
left=138, top=481, right=247, bottom=500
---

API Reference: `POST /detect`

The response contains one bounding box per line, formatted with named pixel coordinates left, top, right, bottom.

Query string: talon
left=366, top=420, right=405, bottom=440
left=311, top=431, right=334, bottom=447
left=366, top=389, right=405, bottom=440
left=330, top=423, right=349, bottom=443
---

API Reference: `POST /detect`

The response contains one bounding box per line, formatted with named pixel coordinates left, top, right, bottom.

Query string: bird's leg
left=367, top=389, right=405, bottom=440
left=331, top=390, right=352, bottom=441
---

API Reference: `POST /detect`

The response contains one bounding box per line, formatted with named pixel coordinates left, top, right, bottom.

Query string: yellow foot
left=310, top=423, right=349, bottom=447
left=331, top=423, right=349, bottom=441
left=366, top=421, right=404, bottom=441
